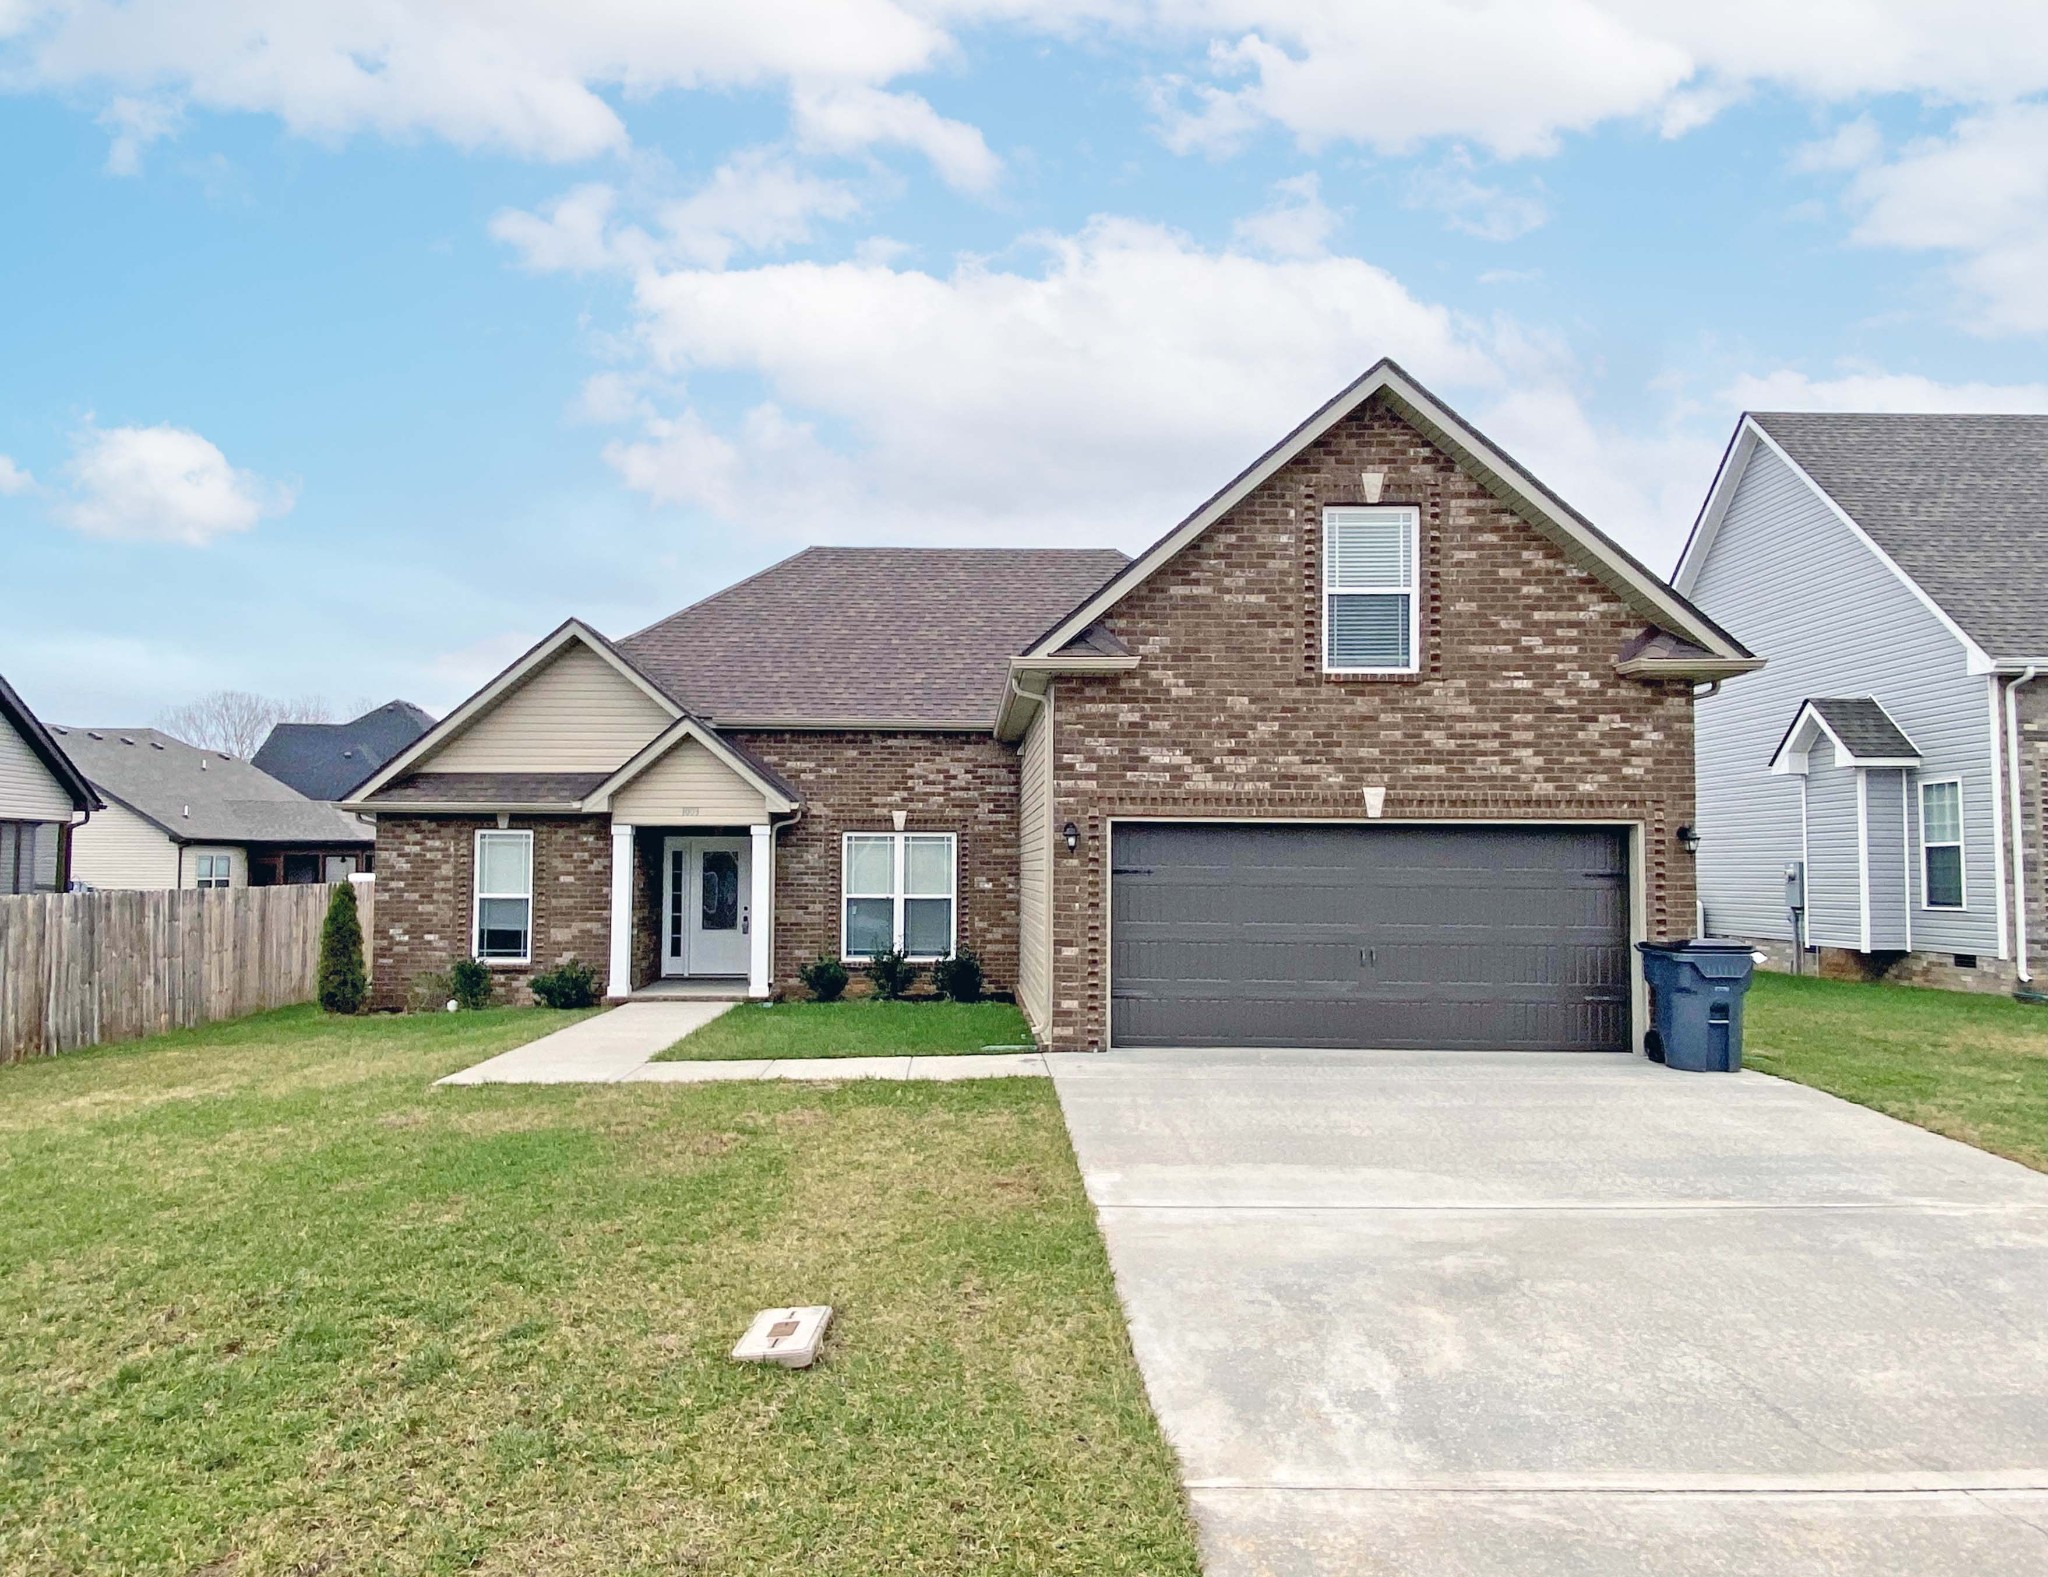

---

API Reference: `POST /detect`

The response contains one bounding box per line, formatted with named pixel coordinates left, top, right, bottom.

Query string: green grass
left=0, top=1006, right=1198, bottom=1576
left=1744, top=971, right=2048, bottom=1171
left=654, top=999, right=1037, bottom=1062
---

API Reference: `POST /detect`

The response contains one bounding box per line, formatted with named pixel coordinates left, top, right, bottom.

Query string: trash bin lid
left=1636, top=938, right=1756, bottom=955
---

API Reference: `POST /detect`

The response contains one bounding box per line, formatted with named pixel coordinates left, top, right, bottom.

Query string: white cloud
left=1723, top=367, right=2048, bottom=413
left=96, top=93, right=180, bottom=174
left=1407, top=151, right=1548, bottom=241
left=1231, top=172, right=1337, bottom=258
left=58, top=423, right=293, bottom=545
left=492, top=152, right=863, bottom=275
left=1829, top=101, right=2048, bottom=334
left=790, top=84, right=1002, bottom=193
left=0, top=454, right=32, bottom=493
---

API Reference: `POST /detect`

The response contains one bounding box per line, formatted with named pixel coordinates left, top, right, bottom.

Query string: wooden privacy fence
left=0, top=879, right=374, bottom=1062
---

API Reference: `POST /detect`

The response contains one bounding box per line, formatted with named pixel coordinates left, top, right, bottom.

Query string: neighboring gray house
left=254, top=699, right=434, bottom=801
left=0, top=672, right=100, bottom=894
left=1676, top=412, right=2048, bottom=993
left=54, top=726, right=373, bottom=890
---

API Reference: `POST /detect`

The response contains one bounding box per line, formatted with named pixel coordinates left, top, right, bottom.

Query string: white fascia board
left=351, top=620, right=683, bottom=801
left=583, top=715, right=798, bottom=815
left=1025, top=359, right=1747, bottom=664
left=1672, top=422, right=1755, bottom=596
left=1769, top=702, right=1923, bottom=775
left=1742, top=422, right=1997, bottom=675
left=993, top=654, right=1139, bottom=741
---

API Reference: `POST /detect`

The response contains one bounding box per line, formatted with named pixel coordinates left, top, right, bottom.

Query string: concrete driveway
left=1051, top=1049, right=2048, bottom=1576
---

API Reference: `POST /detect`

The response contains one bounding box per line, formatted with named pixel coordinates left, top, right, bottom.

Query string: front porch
left=607, top=820, right=776, bottom=1002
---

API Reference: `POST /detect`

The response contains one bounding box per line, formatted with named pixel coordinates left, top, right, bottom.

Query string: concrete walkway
left=437, top=1003, right=1050, bottom=1085
left=1052, top=1047, right=2048, bottom=1576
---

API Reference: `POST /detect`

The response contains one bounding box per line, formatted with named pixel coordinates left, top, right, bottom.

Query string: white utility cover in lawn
left=1054, top=1048, right=2048, bottom=1576
left=733, top=1306, right=832, bottom=1368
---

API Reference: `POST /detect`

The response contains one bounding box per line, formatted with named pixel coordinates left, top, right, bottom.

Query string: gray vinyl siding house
left=1677, top=413, right=2048, bottom=991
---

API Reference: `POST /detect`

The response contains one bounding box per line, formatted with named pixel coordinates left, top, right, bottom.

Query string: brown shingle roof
left=620, top=547, right=1130, bottom=729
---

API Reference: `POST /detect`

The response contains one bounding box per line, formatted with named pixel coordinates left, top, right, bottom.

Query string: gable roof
left=253, top=699, right=436, bottom=800
left=1679, top=412, right=2048, bottom=666
left=0, top=671, right=99, bottom=814
left=620, top=547, right=1130, bottom=730
left=1021, top=358, right=1752, bottom=666
left=1769, top=697, right=1923, bottom=774
left=50, top=727, right=369, bottom=845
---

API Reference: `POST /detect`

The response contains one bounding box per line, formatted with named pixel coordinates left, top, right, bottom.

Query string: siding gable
left=0, top=714, right=74, bottom=822
left=609, top=737, right=772, bottom=824
left=425, top=643, right=673, bottom=775
left=1689, top=443, right=2000, bottom=952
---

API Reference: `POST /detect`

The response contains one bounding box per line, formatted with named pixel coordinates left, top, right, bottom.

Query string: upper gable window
left=1324, top=507, right=1418, bottom=674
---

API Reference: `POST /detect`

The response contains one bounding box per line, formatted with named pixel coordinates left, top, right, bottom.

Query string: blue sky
left=4, top=3, right=2047, bottom=725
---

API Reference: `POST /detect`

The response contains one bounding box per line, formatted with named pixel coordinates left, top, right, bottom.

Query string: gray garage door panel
left=1111, top=823, right=1630, bottom=1051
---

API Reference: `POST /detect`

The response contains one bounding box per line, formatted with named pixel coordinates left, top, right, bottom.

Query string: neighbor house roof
left=50, top=727, right=371, bottom=845
left=0, top=672, right=99, bottom=814
left=1699, top=412, right=2048, bottom=664
left=253, top=700, right=436, bottom=800
left=1769, top=697, right=1923, bottom=774
left=619, top=547, right=1131, bottom=730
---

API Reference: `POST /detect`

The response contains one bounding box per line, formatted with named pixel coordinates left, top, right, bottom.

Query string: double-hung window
left=842, top=831, right=956, bottom=959
left=1324, top=506, right=1419, bottom=674
left=1919, top=780, right=1965, bottom=910
left=474, top=829, right=534, bottom=962
left=193, top=852, right=232, bottom=889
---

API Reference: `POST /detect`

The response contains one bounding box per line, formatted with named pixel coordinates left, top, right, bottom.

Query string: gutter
left=2007, top=667, right=2040, bottom=983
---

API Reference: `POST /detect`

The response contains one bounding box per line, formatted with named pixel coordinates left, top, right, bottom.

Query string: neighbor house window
left=1324, top=506, right=1419, bottom=674
left=474, top=829, right=534, bottom=962
left=193, top=853, right=232, bottom=889
left=842, top=831, right=956, bottom=959
left=1920, top=779, right=1965, bottom=910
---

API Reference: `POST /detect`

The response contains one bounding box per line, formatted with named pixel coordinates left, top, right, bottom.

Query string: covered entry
left=1110, top=822, right=1631, bottom=1051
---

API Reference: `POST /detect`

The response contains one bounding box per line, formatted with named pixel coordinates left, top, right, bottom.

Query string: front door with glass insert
left=662, top=837, right=751, bottom=976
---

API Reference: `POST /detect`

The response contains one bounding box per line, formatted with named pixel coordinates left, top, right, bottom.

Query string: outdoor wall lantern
left=1676, top=824, right=1701, bottom=855
left=1062, top=822, right=1081, bottom=853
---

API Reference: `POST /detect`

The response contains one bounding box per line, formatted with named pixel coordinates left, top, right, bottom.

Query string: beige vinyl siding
left=1015, top=690, right=1054, bottom=1040
left=428, top=645, right=672, bottom=774
left=181, top=845, right=247, bottom=889
left=69, top=800, right=181, bottom=890
left=611, top=738, right=771, bottom=824
left=0, top=720, right=74, bottom=822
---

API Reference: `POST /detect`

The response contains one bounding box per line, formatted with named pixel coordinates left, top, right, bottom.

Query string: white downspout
left=2008, top=668, right=2040, bottom=983
left=1988, top=676, right=2011, bottom=960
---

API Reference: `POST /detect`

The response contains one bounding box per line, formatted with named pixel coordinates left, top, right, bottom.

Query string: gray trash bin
left=1636, top=940, right=1756, bottom=1072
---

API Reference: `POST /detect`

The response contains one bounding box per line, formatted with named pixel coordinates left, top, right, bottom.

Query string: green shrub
left=798, top=954, right=850, bottom=1002
left=930, top=946, right=984, bottom=1003
left=317, top=881, right=367, bottom=1015
left=866, top=946, right=917, bottom=1001
left=530, top=959, right=601, bottom=1009
left=449, top=959, right=493, bottom=1011
left=407, top=969, right=454, bottom=1014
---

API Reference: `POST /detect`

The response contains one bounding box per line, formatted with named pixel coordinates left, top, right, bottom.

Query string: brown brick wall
left=729, top=732, right=1020, bottom=994
left=369, top=815, right=612, bottom=1009
left=1045, top=393, right=1699, bottom=1049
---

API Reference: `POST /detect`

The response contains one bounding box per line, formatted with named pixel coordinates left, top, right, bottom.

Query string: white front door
left=662, top=837, right=752, bottom=977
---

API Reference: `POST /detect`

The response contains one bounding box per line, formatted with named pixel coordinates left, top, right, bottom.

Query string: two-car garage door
left=1110, top=823, right=1631, bottom=1052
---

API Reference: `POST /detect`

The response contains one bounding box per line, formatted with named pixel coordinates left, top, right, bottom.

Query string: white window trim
left=1323, top=506, right=1421, bottom=676
left=1918, top=777, right=1967, bottom=912
left=839, top=831, right=958, bottom=961
left=473, top=828, right=535, bottom=965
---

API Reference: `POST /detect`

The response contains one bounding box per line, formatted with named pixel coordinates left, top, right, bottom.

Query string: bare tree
left=156, top=691, right=336, bottom=759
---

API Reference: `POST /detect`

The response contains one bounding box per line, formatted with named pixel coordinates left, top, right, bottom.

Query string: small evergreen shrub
left=530, top=959, right=600, bottom=1009
left=407, top=969, right=454, bottom=1014
left=931, top=946, right=985, bottom=1004
left=317, top=881, right=367, bottom=1015
left=866, top=946, right=917, bottom=1001
left=449, top=958, right=493, bottom=1011
left=798, top=954, right=850, bottom=1002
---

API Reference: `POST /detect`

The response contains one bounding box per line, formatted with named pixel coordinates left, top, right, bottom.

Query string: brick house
left=347, top=360, right=1758, bottom=1050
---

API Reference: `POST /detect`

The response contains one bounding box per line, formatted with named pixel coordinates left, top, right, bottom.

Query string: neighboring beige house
left=0, top=672, right=100, bottom=894
left=53, top=727, right=372, bottom=890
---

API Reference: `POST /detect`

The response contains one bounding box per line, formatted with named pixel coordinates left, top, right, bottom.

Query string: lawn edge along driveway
left=653, top=999, right=1036, bottom=1062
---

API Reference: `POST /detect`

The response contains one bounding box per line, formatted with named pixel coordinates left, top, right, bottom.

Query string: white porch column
left=748, top=822, right=774, bottom=999
left=608, top=822, right=635, bottom=1000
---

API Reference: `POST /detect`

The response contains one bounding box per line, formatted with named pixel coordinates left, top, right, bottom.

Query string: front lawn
left=654, top=999, right=1036, bottom=1062
left=0, top=1005, right=1197, bottom=1575
left=1743, top=970, right=2048, bottom=1171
